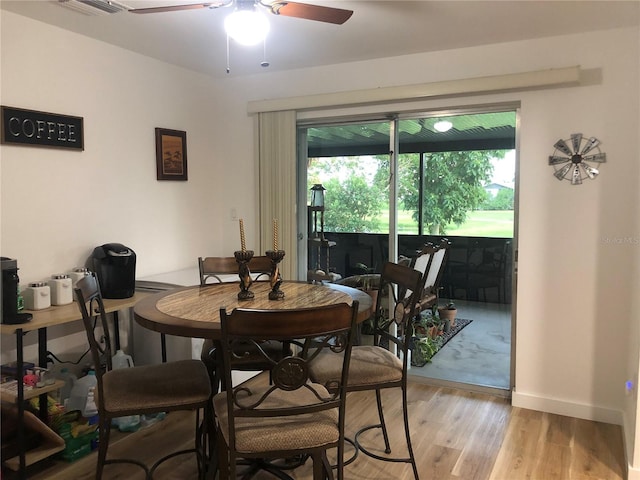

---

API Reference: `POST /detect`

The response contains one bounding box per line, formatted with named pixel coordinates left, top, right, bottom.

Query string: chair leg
left=96, top=415, right=111, bottom=480
left=196, top=405, right=217, bottom=480
left=401, top=387, right=419, bottom=480
left=327, top=447, right=340, bottom=480
left=217, top=426, right=231, bottom=480
left=311, top=452, right=326, bottom=480
left=322, top=451, right=335, bottom=480
left=375, top=389, right=391, bottom=454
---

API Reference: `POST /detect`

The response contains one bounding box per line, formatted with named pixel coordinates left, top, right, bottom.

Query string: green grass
left=378, top=210, right=514, bottom=237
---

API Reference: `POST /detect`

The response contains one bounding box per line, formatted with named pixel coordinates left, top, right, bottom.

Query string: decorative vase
left=438, top=307, right=457, bottom=327
left=428, top=325, right=439, bottom=339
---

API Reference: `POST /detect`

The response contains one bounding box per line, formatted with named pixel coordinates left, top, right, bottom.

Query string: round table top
left=134, top=281, right=373, bottom=339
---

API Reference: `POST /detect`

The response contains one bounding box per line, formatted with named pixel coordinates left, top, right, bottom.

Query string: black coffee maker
left=89, top=243, right=136, bottom=299
left=1, top=257, right=32, bottom=324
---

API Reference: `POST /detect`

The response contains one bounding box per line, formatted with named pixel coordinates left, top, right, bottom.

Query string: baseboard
left=622, top=409, right=636, bottom=480
left=511, top=390, right=623, bottom=425
left=408, top=374, right=512, bottom=399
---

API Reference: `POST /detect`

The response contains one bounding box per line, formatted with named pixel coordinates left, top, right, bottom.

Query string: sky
left=490, top=150, right=516, bottom=187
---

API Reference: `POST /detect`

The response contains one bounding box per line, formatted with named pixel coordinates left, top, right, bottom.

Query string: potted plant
left=410, top=336, right=435, bottom=366
left=438, top=301, right=457, bottom=327
left=425, top=305, right=444, bottom=337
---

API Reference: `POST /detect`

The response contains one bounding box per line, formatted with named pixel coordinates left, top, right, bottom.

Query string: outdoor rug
left=411, top=318, right=473, bottom=366
left=439, top=318, right=473, bottom=350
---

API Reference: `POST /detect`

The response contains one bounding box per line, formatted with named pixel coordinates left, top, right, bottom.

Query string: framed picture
left=155, top=128, right=188, bottom=181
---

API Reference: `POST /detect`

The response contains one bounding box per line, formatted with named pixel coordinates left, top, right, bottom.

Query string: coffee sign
left=1, top=106, right=84, bottom=150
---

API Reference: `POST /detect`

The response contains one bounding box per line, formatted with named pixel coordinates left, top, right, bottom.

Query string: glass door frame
left=296, top=103, right=519, bottom=394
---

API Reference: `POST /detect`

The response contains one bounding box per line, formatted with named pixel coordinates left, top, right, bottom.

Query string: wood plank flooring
left=21, top=382, right=626, bottom=480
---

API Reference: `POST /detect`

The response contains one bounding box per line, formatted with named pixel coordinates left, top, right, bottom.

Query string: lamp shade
left=310, top=184, right=326, bottom=207
left=224, top=8, right=270, bottom=46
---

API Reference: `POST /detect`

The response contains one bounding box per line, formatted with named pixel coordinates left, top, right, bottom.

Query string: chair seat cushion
left=309, top=345, right=402, bottom=388
left=102, top=359, right=211, bottom=416
left=213, top=382, right=339, bottom=454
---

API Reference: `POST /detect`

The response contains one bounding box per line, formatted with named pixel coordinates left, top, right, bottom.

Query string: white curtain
left=257, top=110, right=298, bottom=280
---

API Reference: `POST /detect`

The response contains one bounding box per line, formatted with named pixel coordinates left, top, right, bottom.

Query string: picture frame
left=155, top=127, right=188, bottom=181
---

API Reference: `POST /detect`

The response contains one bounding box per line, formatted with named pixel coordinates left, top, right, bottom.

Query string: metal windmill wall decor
left=548, top=133, right=607, bottom=185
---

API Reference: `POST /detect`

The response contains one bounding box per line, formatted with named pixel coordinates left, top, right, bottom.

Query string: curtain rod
left=247, top=66, right=581, bottom=114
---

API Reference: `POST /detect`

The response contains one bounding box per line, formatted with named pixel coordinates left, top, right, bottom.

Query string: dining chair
left=214, top=302, right=359, bottom=480
left=198, top=256, right=291, bottom=392
left=308, top=261, right=425, bottom=479
left=198, top=255, right=271, bottom=286
left=74, top=273, right=213, bottom=480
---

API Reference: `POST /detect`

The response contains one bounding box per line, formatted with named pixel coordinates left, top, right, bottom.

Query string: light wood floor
left=23, top=382, right=626, bottom=480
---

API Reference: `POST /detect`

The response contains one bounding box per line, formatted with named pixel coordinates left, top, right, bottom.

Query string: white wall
left=0, top=11, right=232, bottom=368
left=629, top=74, right=640, bottom=479
left=2, top=10, right=639, bottom=473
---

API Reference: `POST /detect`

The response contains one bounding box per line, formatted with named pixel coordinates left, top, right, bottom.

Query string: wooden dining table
left=133, top=280, right=373, bottom=340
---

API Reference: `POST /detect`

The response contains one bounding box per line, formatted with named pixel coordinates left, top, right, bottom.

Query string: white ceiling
left=2, top=0, right=639, bottom=79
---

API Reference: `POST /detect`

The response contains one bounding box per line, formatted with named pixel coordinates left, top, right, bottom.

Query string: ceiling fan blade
left=129, top=2, right=224, bottom=14
left=268, top=1, right=353, bottom=24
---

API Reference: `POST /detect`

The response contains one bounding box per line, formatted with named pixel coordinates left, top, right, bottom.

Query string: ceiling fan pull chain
left=261, top=37, right=270, bottom=68
left=226, top=34, right=231, bottom=73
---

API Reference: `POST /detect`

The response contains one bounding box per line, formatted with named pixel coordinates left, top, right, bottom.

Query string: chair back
left=431, top=239, right=451, bottom=288
left=371, top=262, right=424, bottom=363
left=74, top=273, right=113, bottom=414
left=198, top=255, right=273, bottom=286
left=218, top=302, right=358, bottom=452
left=247, top=255, right=272, bottom=282
left=410, top=239, right=450, bottom=308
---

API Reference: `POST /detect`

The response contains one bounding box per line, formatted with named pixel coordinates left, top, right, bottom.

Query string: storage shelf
left=0, top=379, right=65, bottom=403
left=2, top=407, right=65, bottom=471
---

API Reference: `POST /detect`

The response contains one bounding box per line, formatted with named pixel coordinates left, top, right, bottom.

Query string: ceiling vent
left=57, top=0, right=130, bottom=16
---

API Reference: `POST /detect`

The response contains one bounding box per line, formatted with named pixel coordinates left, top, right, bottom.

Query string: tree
left=480, top=187, right=514, bottom=210
left=322, top=177, right=383, bottom=232
left=376, top=151, right=503, bottom=234
left=308, top=157, right=384, bottom=233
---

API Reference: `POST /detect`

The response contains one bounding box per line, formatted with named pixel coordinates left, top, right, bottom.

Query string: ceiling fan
left=127, top=0, right=353, bottom=71
left=128, top=0, right=354, bottom=26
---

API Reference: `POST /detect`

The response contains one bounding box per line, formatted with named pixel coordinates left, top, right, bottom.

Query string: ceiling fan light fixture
left=434, top=120, right=453, bottom=133
left=224, top=8, right=270, bottom=46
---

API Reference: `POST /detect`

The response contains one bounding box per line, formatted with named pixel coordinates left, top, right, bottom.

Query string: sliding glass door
left=297, top=107, right=517, bottom=393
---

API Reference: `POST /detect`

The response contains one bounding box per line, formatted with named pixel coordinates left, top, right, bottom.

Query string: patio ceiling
left=307, top=112, right=516, bottom=157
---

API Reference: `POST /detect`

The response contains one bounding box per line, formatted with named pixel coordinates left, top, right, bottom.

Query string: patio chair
left=410, top=238, right=451, bottom=313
